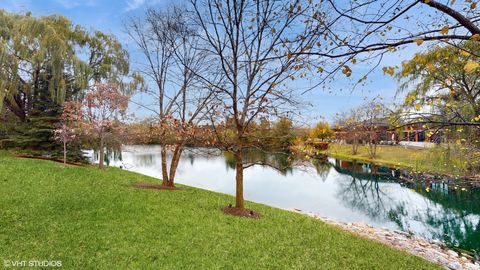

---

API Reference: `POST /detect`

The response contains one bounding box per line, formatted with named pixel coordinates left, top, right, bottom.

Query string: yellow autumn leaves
left=409, top=40, right=480, bottom=73
left=464, top=61, right=480, bottom=73
left=382, top=66, right=395, bottom=76
left=441, top=26, right=449, bottom=35
left=413, top=25, right=447, bottom=46
left=342, top=65, right=352, bottom=77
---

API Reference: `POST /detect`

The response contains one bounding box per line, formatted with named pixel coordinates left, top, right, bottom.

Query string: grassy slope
left=0, top=152, right=440, bottom=269
left=324, top=144, right=465, bottom=176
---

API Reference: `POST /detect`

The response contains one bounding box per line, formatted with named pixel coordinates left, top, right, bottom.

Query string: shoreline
left=322, top=150, right=480, bottom=184
left=286, top=208, right=480, bottom=270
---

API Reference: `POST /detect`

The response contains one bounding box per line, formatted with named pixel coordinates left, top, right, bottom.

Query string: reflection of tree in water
left=181, top=148, right=222, bottom=166
left=223, top=149, right=334, bottom=180
left=333, top=158, right=480, bottom=253
left=93, top=148, right=122, bottom=166
left=335, top=164, right=397, bottom=224
left=223, top=151, right=236, bottom=170
left=223, top=149, right=294, bottom=175
left=387, top=204, right=408, bottom=231
left=185, top=151, right=195, bottom=166
left=405, top=189, right=480, bottom=253
left=133, top=154, right=156, bottom=167
left=310, top=158, right=332, bottom=181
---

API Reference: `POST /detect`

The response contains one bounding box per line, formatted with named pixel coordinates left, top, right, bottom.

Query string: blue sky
left=0, top=0, right=421, bottom=124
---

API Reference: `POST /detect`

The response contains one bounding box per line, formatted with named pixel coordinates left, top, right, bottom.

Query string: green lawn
left=324, top=143, right=468, bottom=176
left=0, top=152, right=440, bottom=269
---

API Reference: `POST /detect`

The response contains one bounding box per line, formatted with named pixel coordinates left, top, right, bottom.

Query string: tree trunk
left=99, top=135, right=105, bottom=169
left=63, top=141, right=67, bottom=165
left=4, top=98, right=26, bottom=122
left=234, top=149, right=244, bottom=209
left=168, top=144, right=184, bottom=187
left=160, top=143, right=169, bottom=186
left=352, top=133, right=359, bottom=155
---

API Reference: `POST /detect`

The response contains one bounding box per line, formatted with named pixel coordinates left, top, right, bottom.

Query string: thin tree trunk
left=352, top=133, right=359, bottom=155
left=168, top=144, right=184, bottom=187
left=63, top=141, right=67, bottom=165
left=99, top=135, right=105, bottom=169
left=160, top=143, right=169, bottom=186
left=234, top=149, right=244, bottom=209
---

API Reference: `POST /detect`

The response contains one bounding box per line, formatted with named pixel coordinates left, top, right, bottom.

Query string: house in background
left=332, top=118, right=397, bottom=144
left=397, top=123, right=441, bottom=148
left=401, top=123, right=428, bottom=142
left=333, top=120, right=441, bottom=148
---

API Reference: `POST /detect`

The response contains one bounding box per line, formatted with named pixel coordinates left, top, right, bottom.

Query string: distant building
left=332, top=118, right=397, bottom=144
left=399, top=123, right=441, bottom=143
left=333, top=119, right=441, bottom=145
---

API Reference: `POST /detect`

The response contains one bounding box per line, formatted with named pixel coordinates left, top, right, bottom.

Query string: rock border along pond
left=287, top=209, right=480, bottom=270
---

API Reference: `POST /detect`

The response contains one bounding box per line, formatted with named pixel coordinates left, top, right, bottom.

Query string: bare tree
left=312, top=0, right=480, bottom=58
left=191, top=0, right=324, bottom=214
left=125, top=6, right=212, bottom=187
left=360, top=101, right=389, bottom=159
left=334, top=101, right=389, bottom=157
left=334, top=109, right=364, bottom=155
left=287, top=0, right=480, bottom=93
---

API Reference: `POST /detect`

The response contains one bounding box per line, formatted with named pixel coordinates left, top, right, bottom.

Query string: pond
left=88, top=145, right=480, bottom=254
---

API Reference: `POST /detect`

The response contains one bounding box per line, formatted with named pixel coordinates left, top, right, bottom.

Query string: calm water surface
left=89, top=145, right=480, bottom=254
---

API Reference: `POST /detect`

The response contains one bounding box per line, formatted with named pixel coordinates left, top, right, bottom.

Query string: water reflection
left=223, top=150, right=294, bottom=175
left=133, top=154, right=156, bottom=167
left=331, top=159, right=480, bottom=254
left=406, top=186, right=480, bottom=253
left=88, top=145, right=480, bottom=254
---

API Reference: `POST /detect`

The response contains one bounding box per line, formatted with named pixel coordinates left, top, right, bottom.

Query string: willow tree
left=0, top=11, right=131, bottom=121
left=0, top=11, right=136, bottom=158
left=395, top=42, right=480, bottom=175
left=396, top=41, right=480, bottom=129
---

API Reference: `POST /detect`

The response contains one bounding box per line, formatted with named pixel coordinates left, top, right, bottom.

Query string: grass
left=0, top=151, right=440, bottom=269
left=324, top=143, right=469, bottom=176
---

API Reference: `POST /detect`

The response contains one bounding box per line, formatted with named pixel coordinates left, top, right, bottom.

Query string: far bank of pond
left=321, top=143, right=479, bottom=180
left=88, top=145, right=480, bottom=255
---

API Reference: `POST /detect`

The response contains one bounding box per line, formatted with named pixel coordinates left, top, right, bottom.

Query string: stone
left=447, top=250, right=459, bottom=258
left=464, top=263, right=480, bottom=270
left=433, top=256, right=450, bottom=267
left=303, top=213, right=474, bottom=270
left=446, top=262, right=462, bottom=270
left=413, top=247, right=424, bottom=253
left=431, top=239, right=443, bottom=245
left=394, top=230, right=410, bottom=237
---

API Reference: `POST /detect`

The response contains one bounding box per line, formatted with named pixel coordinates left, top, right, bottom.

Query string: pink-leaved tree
left=82, top=83, right=129, bottom=169
left=54, top=124, right=77, bottom=165
left=54, top=101, right=83, bottom=164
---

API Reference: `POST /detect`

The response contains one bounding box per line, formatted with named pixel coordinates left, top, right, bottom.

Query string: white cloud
left=124, top=0, right=145, bottom=12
